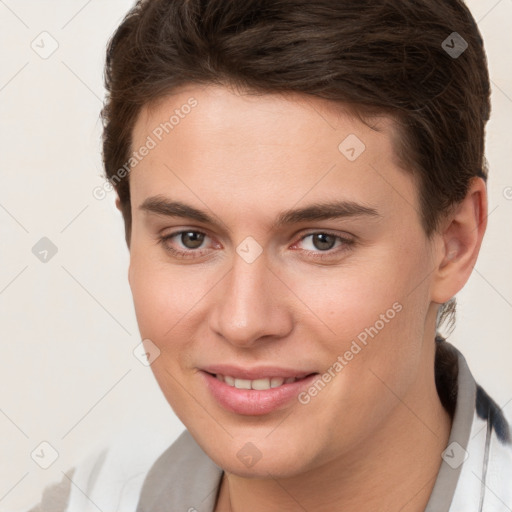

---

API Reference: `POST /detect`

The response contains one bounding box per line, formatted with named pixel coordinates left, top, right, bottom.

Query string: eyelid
left=295, top=229, right=354, bottom=243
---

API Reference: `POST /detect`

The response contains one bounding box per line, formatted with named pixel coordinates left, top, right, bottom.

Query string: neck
left=215, top=335, right=453, bottom=512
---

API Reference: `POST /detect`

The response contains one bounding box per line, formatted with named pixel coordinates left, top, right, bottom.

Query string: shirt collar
left=429, top=339, right=512, bottom=511
left=425, top=339, right=477, bottom=511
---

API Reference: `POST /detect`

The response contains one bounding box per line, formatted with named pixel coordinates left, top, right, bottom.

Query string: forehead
left=129, top=84, right=419, bottom=230
left=135, top=83, right=398, bottom=151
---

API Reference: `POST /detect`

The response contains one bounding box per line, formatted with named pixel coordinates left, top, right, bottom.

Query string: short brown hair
left=101, top=0, right=490, bottom=329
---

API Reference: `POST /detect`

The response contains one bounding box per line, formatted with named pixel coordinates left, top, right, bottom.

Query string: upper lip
left=200, top=364, right=317, bottom=380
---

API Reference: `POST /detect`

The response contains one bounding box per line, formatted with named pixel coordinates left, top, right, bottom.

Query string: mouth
left=200, top=370, right=320, bottom=416
left=207, top=372, right=317, bottom=390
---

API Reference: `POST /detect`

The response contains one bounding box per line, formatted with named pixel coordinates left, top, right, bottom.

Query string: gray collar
left=136, top=426, right=223, bottom=512
left=424, top=344, right=476, bottom=511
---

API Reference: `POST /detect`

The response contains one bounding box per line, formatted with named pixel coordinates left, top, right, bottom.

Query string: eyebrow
left=139, top=195, right=381, bottom=229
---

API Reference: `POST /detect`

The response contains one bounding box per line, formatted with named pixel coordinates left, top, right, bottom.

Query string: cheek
left=288, top=240, right=431, bottom=401
left=128, top=248, right=209, bottom=339
left=128, top=255, right=202, bottom=411
left=287, top=248, right=423, bottom=346
left=129, top=263, right=174, bottom=338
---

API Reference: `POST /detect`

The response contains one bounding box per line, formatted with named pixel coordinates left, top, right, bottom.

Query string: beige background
left=0, top=1, right=511, bottom=510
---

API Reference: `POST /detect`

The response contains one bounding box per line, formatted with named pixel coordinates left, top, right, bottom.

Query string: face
left=127, top=83, right=440, bottom=478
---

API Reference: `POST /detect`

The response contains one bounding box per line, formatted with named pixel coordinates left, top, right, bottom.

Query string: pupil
left=182, top=232, right=204, bottom=249
left=314, top=233, right=335, bottom=251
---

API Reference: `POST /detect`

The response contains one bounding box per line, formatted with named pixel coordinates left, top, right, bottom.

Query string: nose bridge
left=209, top=248, right=290, bottom=346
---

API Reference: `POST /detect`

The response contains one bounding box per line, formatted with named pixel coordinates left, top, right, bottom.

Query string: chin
left=200, top=435, right=318, bottom=479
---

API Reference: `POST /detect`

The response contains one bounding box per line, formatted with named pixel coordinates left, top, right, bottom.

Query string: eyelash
left=157, top=230, right=355, bottom=261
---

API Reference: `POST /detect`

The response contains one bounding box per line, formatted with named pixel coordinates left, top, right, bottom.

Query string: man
left=28, top=0, right=512, bottom=510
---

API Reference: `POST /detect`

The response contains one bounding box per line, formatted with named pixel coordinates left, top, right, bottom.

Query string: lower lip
left=201, top=371, right=319, bottom=416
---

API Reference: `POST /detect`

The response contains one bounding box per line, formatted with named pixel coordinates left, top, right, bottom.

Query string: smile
left=201, top=371, right=319, bottom=415
left=215, top=374, right=306, bottom=390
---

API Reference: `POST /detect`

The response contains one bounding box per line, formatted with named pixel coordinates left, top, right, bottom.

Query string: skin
left=123, top=83, right=487, bottom=511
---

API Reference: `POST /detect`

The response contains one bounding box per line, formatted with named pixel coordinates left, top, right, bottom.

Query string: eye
left=292, top=231, right=355, bottom=260
left=173, top=230, right=206, bottom=249
left=158, top=229, right=355, bottom=261
left=158, top=230, right=212, bottom=259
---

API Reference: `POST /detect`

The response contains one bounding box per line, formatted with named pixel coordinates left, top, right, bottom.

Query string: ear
left=115, top=194, right=122, bottom=212
left=430, top=177, right=488, bottom=304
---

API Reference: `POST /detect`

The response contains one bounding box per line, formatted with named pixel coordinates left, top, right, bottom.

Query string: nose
left=208, top=249, right=293, bottom=348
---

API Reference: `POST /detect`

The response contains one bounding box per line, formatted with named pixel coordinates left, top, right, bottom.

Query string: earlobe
left=431, top=177, right=488, bottom=303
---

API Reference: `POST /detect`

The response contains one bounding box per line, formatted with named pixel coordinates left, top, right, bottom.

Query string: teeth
left=216, top=374, right=297, bottom=390
left=251, top=378, right=270, bottom=390
left=270, top=377, right=285, bottom=388
left=234, top=378, right=252, bottom=390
